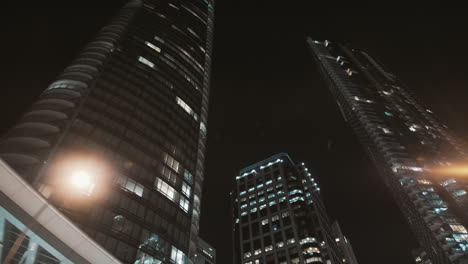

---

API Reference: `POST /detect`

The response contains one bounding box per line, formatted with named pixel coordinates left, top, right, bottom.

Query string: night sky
left=2, top=1, right=468, bottom=263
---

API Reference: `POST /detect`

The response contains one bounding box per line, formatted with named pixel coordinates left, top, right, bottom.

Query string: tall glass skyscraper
left=0, top=0, right=214, bottom=263
left=308, top=38, right=468, bottom=263
left=232, top=153, right=358, bottom=264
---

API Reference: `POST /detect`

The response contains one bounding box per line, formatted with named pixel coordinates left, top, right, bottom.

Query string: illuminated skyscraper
left=0, top=0, right=214, bottom=263
left=308, top=38, right=468, bottom=263
left=232, top=153, right=357, bottom=264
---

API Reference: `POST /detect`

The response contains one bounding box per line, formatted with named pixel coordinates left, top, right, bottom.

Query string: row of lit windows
left=239, top=178, right=281, bottom=197
left=155, top=178, right=189, bottom=213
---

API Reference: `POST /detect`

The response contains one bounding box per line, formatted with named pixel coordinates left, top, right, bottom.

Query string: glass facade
left=0, top=0, right=214, bottom=263
left=308, top=38, right=468, bottom=263
left=232, top=153, right=357, bottom=264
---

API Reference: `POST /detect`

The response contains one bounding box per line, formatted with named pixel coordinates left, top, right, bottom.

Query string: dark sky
left=2, top=1, right=468, bottom=264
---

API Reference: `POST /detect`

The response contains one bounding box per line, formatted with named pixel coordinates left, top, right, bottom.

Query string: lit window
left=244, top=252, right=252, bottom=259
left=454, top=234, right=468, bottom=242
left=171, top=246, right=186, bottom=264
left=453, top=190, right=467, bottom=197
left=305, top=257, right=322, bottom=263
left=300, top=237, right=316, bottom=244
left=168, top=3, right=179, bottom=9
left=184, top=171, right=194, bottom=184
left=187, top=27, right=200, bottom=39
left=162, top=166, right=177, bottom=185
left=289, top=197, right=305, bottom=203
left=381, top=127, right=393, bottom=134
left=450, top=224, right=468, bottom=233
left=261, top=219, right=269, bottom=225
left=163, top=153, right=180, bottom=172
left=117, top=175, right=144, bottom=197
left=265, top=245, right=273, bottom=252
left=254, top=249, right=262, bottom=255
left=176, top=96, right=198, bottom=120
left=179, top=196, right=190, bottom=212
left=418, top=179, right=432, bottom=185
left=144, top=41, right=161, bottom=52
left=154, top=35, right=165, bottom=43
left=276, top=242, right=284, bottom=248
left=303, top=247, right=320, bottom=254
left=182, top=182, right=192, bottom=197
left=289, top=189, right=303, bottom=195
left=442, top=179, right=456, bottom=186
left=155, top=178, right=177, bottom=202
left=138, top=56, right=154, bottom=68
left=200, top=122, right=207, bottom=134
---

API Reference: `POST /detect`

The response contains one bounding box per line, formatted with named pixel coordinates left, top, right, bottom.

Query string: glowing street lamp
left=69, top=170, right=96, bottom=196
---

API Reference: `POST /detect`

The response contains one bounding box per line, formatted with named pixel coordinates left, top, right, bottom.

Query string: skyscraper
left=232, top=153, right=358, bottom=264
left=308, top=38, right=468, bottom=263
left=0, top=0, right=214, bottom=263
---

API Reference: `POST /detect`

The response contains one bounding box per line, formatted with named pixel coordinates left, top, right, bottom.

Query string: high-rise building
left=194, top=238, right=216, bottom=264
left=0, top=0, right=214, bottom=263
left=330, top=222, right=358, bottom=264
left=308, top=38, right=468, bottom=263
left=232, top=153, right=358, bottom=264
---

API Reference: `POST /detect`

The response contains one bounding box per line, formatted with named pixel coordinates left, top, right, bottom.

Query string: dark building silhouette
left=232, top=153, right=358, bottom=264
left=194, top=237, right=216, bottom=264
left=308, top=38, right=468, bottom=263
left=0, top=0, right=214, bottom=263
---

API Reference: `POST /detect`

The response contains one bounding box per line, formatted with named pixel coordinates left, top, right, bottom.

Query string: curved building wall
left=0, top=0, right=215, bottom=263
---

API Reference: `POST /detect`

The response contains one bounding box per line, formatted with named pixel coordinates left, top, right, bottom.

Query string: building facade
left=0, top=0, right=214, bottom=263
left=330, top=222, right=358, bottom=264
left=308, top=38, right=468, bottom=263
left=232, top=153, right=357, bottom=264
left=194, top=238, right=216, bottom=264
